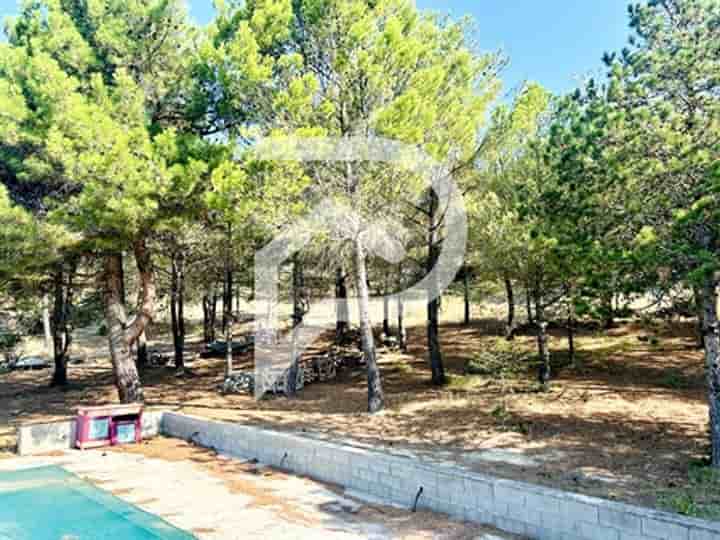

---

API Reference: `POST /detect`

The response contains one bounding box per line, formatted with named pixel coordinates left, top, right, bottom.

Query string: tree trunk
left=463, top=268, right=471, bottom=326
left=287, top=256, right=304, bottom=397
left=50, top=279, right=67, bottom=386
left=203, top=287, right=218, bottom=344
left=601, top=291, right=615, bottom=329
left=504, top=275, right=516, bottom=340
left=203, top=294, right=211, bottom=343
left=170, top=252, right=185, bottom=371
left=102, top=240, right=155, bottom=403
left=535, top=287, right=551, bottom=390
left=427, top=192, right=446, bottom=386
left=354, top=237, right=384, bottom=413
left=335, top=267, right=349, bottom=344
left=224, top=315, right=233, bottom=379
left=525, top=282, right=534, bottom=325
left=210, top=290, right=218, bottom=343
left=428, top=295, right=445, bottom=385
left=702, top=274, right=720, bottom=467
left=397, top=295, right=407, bottom=352
left=222, top=254, right=234, bottom=335
left=226, top=271, right=233, bottom=328
left=179, top=262, right=186, bottom=341
left=42, top=302, right=52, bottom=357
left=136, top=329, right=148, bottom=369
left=383, top=295, right=391, bottom=337
left=50, top=264, right=74, bottom=388
left=567, top=308, right=576, bottom=366
left=170, top=261, right=179, bottom=363
left=103, top=253, right=143, bottom=403
left=222, top=278, right=227, bottom=334
left=694, top=286, right=705, bottom=349
left=224, top=225, right=233, bottom=379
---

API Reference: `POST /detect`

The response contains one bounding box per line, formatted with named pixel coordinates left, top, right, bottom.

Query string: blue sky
left=0, top=0, right=631, bottom=95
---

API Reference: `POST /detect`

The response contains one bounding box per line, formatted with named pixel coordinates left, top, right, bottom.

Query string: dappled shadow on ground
left=0, top=317, right=709, bottom=510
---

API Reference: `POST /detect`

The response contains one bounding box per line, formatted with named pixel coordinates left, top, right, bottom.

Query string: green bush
left=0, top=333, right=20, bottom=350
left=464, top=338, right=528, bottom=379
left=659, top=369, right=688, bottom=389
left=658, top=462, right=720, bottom=519
left=73, top=293, right=104, bottom=328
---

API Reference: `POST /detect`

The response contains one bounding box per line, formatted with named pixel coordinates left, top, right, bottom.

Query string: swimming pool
left=0, top=466, right=196, bottom=539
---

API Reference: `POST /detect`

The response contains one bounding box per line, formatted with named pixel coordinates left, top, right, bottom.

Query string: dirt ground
left=0, top=310, right=711, bottom=515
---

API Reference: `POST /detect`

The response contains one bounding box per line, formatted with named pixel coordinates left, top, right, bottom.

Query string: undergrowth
left=658, top=460, right=720, bottom=520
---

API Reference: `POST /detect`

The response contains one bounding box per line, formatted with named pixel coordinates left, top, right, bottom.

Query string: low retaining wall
left=17, top=411, right=163, bottom=455
left=162, top=412, right=720, bottom=540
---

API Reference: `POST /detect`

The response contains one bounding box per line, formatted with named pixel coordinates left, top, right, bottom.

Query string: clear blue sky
left=0, top=0, right=632, bottom=95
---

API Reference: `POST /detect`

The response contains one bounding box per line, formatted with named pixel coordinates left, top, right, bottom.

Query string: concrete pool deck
left=0, top=438, right=518, bottom=539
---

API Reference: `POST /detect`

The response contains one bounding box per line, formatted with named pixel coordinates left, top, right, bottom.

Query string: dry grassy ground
left=0, top=297, right=714, bottom=517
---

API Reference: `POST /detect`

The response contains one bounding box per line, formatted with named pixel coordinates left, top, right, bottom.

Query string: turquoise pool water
left=0, top=466, right=196, bottom=539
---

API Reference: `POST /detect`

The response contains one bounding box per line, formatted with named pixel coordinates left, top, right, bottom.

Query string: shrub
left=0, top=333, right=20, bottom=350
left=72, top=293, right=104, bottom=328
left=658, top=462, right=720, bottom=520
left=464, top=338, right=528, bottom=379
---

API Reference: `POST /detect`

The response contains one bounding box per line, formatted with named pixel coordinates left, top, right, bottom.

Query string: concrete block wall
left=17, top=410, right=163, bottom=455
left=162, top=412, right=720, bottom=540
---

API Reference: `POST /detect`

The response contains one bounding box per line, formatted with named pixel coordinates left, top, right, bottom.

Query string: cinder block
left=370, top=482, right=391, bottom=500
left=369, top=459, right=392, bottom=475
left=465, top=478, right=493, bottom=502
left=600, top=508, right=643, bottom=534
left=643, top=518, right=690, bottom=540
left=527, top=525, right=567, bottom=540
left=690, top=528, right=720, bottom=540
left=464, top=507, right=492, bottom=526
left=437, top=477, right=465, bottom=502
left=578, top=520, right=621, bottom=540
left=379, top=473, right=396, bottom=490
left=454, top=489, right=476, bottom=510
left=494, top=481, right=527, bottom=507
left=619, top=533, right=654, bottom=540
left=348, top=477, right=371, bottom=493
left=486, top=501, right=509, bottom=516
left=562, top=499, right=600, bottom=524
left=541, top=511, right=574, bottom=534
left=513, top=506, right=542, bottom=528
left=18, top=420, right=76, bottom=455
left=332, top=451, right=351, bottom=466
left=427, top=495, right=456, bottom=515
left=390, top=462, right=414, bottom=478
left=493, top=516, right=527, bottom=537
left=413, top=470, right=439, bottom=493
left=389, top=488, right=413, bottom=507
left=527, top=492, right=561, bottom=514
left=547, top=526, right=569, bottom=540
left=353, top=467, right=374, bottom=481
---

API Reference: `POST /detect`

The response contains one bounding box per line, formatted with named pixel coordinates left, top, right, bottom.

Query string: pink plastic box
left=75, top=404, right=143, bottom=450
